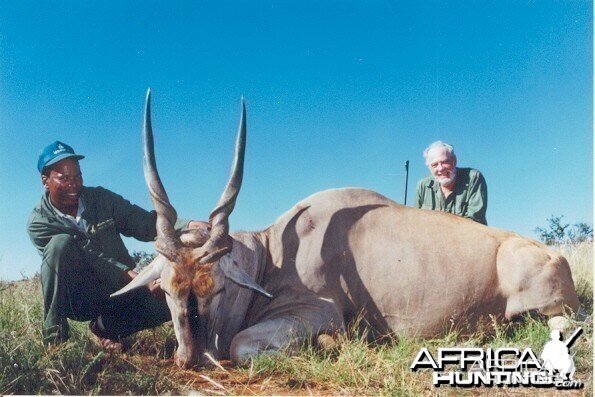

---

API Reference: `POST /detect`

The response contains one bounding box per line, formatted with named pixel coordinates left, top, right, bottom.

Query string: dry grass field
left=1, top=243, right=592, bottom=395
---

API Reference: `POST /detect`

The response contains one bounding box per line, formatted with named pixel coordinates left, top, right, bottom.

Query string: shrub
left=535, top=215, right=593, bottom=245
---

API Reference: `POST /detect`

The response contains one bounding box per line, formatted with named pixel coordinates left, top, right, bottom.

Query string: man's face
left=426, top=148, right=457, bottom=187
left=42, top=158, right=83, bottom=212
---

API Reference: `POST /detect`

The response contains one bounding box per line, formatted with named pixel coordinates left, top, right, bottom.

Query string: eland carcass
left=114, top=90, right=580, bottom=369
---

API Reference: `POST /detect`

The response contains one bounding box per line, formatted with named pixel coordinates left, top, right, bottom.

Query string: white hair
left=423, top=141, right=456, bottom=166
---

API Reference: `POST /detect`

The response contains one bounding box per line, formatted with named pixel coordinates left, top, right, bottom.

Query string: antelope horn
left=143, top=89, right=180, bottom=260
left=110, top=255, right=166, bottom=297
left=197, top=98, right=246, bottom=264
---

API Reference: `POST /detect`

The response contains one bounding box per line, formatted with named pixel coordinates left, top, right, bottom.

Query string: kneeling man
left=28, top=141, right=199, bottom=348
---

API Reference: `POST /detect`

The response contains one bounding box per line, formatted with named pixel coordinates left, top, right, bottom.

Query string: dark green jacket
left=27, top=186, right=188, bottom=286
left=415, top=167, right=488, bottom=225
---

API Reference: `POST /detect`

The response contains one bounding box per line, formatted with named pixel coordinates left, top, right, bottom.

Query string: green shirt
left=415, top=167, right=488, bottom=225
left=27, top=186, right=189, bottom=286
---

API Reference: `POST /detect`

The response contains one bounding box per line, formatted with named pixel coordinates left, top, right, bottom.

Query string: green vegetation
left=1, top=243, right=592, bottom=395
left=131, top=250, right=157, bottom=273
left=535, top=215, right=593, bottom=245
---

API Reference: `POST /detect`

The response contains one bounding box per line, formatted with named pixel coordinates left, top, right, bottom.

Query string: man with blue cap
left=27, top=141, right=196, bottom=349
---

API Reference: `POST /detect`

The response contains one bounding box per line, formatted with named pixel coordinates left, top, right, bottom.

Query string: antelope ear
left=219, top=256, right=273, bottom=299
left=111, top=255, right=166, bottom=297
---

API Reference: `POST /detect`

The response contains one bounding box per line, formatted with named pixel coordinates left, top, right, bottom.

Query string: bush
left=132, top=250, right=157, bottom=273
left=535, top=215, right=593, bottom=245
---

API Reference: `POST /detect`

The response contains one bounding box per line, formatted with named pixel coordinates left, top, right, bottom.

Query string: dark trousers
left=40, top=234, right=170, bottom=342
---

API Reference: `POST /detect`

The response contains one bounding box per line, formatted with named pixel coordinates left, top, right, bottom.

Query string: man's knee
left=43, top=234, right=80, bottom=264
left=42, top=234, right=82, bottom=271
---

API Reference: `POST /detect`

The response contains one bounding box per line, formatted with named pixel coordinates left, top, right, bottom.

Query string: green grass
left=1, top=243, right=592, bottom=395
left=245, top=316, right=592, bottom=396
left=0, top=277, right=184, bottom=395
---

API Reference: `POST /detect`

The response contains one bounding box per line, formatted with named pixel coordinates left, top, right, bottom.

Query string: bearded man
left=415, top=141, right=488, bottom=225
left=27, top=141, right=201, bottom=349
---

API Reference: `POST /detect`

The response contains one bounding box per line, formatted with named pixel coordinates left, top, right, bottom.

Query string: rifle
left=403, top=160, right=409, bottom=205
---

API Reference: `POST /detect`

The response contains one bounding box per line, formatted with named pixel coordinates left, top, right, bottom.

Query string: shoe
left=89, top=320, right=125, bottom=353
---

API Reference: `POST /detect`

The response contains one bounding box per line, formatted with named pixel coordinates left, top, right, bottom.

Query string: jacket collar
left=39, top=187, right=90, bottom=223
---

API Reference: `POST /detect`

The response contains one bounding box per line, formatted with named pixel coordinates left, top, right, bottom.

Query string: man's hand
left=120, top=270, right=164, bottom=300
left=148, top=279, right=165, bottom=300
left=121, top=269, right=138, bottom=284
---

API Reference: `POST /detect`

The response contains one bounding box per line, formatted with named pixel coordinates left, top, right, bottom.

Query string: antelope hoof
left=316, top=334, right=338, bottom=351
left=175, top=353, right=196, bottom=369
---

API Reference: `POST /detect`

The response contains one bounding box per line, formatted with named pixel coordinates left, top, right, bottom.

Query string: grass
left=560, top=242, right=593, bottom=315
left=1, top=243, right=592, bottom=395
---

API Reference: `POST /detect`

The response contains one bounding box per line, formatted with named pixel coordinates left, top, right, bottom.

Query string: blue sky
left=0, top=1, right=592, bottom=281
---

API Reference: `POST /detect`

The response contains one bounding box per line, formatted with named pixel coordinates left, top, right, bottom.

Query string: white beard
left=434, top=168, right=457, bottom=187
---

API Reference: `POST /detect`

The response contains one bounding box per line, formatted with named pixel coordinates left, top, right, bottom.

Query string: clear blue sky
left=0, top=1, right=592, bottom=281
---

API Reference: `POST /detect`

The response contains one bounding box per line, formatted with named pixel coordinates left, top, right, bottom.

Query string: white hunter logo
left=410, top=327, right=583, bottom=389
left=53, top=143, right=67, bottom=154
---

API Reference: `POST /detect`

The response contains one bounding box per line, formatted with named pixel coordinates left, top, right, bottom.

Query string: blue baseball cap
left=37, top=141, right=85, bottom=173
